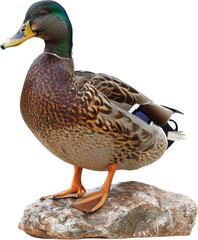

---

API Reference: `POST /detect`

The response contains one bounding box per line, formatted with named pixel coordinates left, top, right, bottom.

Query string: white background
left=0, top=0, right=197, bottom=239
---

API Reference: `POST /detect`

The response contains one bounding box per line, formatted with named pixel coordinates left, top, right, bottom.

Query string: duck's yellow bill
left=0, top=21, right=37, bottom=49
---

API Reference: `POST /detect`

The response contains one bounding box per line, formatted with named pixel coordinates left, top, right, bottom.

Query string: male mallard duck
left=1, top=0, right=184, bottom=213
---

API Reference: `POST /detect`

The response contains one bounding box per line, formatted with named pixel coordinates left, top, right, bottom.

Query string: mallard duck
left=1, top=0, right=184, bottom=213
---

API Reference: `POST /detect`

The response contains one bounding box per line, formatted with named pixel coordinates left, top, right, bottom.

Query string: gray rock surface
left=19, top=181, right=197, bottom=238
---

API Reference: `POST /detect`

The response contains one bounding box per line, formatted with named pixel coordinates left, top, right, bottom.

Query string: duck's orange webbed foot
left=41, top=166, right=86, bottom=200
left=72, top=163, right=118, bottom=213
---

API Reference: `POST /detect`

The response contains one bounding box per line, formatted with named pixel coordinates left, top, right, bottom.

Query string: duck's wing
left=75, top=71, right=182, bottom=126
left=75, top=71, right=151, bottom=111
left=77, top=83, right=155, bottom=160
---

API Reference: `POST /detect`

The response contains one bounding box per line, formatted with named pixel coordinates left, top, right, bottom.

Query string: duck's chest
left=20, top=53, right=78, bottom=133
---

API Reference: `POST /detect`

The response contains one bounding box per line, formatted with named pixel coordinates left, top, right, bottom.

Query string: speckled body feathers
left=20, top=53, right=167, bottom=171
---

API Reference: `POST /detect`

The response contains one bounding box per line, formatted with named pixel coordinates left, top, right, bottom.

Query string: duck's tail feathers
left=161, top=119, right=185, bottom=149
left=167, top=131, right=185, bottom=141
left=130, top=103, right=184, bottom=149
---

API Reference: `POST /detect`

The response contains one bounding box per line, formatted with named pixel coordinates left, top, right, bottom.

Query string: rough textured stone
left=19, top=181, right=197, bottom=238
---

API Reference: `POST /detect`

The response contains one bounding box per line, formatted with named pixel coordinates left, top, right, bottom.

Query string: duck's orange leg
left=41, top=165, right=86, bottom=200
left=72, top=163, right=118, bottom=213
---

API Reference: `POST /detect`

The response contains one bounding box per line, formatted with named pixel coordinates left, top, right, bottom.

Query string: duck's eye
left=41, top=10, right=47, bottom=16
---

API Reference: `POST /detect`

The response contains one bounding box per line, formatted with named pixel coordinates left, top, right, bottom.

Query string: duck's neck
left=44, top=20, right=73, bottom=58
left=44, top=39, right=72, bottom=58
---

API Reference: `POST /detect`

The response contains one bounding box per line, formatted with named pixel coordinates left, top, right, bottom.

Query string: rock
left=19, top=181, right=197, bottom=238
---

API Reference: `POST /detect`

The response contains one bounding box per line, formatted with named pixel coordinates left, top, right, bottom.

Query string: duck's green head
left=1, top=0, right=73, bottom=58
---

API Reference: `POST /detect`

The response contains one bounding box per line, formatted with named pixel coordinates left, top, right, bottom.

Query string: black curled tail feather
left=161, top=120, right=178, bottom=149
left=161, top=119, right=185, bottom=149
